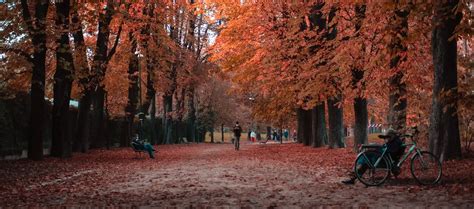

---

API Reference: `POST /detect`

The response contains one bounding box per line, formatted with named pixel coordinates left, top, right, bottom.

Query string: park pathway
left=1, top=142, right=473, bottom=207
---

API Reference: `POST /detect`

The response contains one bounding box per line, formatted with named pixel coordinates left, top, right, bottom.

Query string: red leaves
left=0, top=143, right=473, bottom=207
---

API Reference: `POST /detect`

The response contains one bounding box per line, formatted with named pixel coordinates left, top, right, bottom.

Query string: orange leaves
left=1, top=143, right=474, bottom=207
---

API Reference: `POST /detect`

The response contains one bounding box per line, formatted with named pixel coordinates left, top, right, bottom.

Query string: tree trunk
left=89, top=0, right=115, bottom=148
left=256, top=125, right=261, bottom=141
left=72, top=2, right=91, bottom=153
left=221, top=123, right=224, bottom=143
left=429, top=0, right=462, bottom=161
left=388, top=8, right=410, bottom=132
left=312, top=102, right=327, bottom=147
left=328, top=96, right=345, bottom=148
left=51, top=0, right=74, bottom=158
left=163, top=95, right=173, bottom=144
left=296, top=108, right=304, bottom=143
left=353, top=97, right=368, bottom=149
left=125, top=30, right=139, bottom=141
left=149, top=95, right=157, bottom=144
left=210, top=127, right=214, bottom=143
left=302, top=109, right=312, bottom=146
left=21, top=0, right=49, bottom=160
left=89, top=88, right=106, bottom=148
left=352, top=4, right=368, bottom=151
left=352, top=68, right=368, bottom=149
left=120, top=119, right=129, bottom=147
left=74, top=93, right=90, bottom=153
left=187, top=88, right=196, bottom=143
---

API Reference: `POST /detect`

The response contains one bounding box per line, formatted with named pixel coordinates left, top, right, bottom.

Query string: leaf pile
left=0, top=143, right=473, bottom=207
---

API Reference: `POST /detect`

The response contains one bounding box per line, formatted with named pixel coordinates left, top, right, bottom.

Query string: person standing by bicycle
left=233, top=121, right=243, bottom=150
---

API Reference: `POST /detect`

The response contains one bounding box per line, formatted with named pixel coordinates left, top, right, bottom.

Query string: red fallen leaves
left=0, top=143, right=473, bottom=207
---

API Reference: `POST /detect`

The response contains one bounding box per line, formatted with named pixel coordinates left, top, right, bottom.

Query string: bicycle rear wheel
left=411, top=151, right=442, bottom=185
left=354, top=150, right=391, bottom=186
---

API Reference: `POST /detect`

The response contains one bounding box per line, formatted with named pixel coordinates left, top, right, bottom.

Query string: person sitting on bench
left=131, top=134, right=155, bottom=159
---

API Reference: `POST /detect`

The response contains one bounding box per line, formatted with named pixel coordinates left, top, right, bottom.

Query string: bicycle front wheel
left=410, top=151, right=442, bottom=185
left=354, top=150, right=391, bottom=186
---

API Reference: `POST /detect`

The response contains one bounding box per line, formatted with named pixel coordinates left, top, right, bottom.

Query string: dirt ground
left=1, top=142, right=474, bottom=208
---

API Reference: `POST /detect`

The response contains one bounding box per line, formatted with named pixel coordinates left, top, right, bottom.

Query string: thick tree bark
left=163, top=95, right=173, bottom=144
left=125, top=30, right=139, bottom=142
left=210, top=127, right=214, bottom=143
left=142, top=65, right=157, bottom=144
left=311, top=102, right=327, bottom=147
left=429, top=0, right=462, bottom=161
left=89, top=0, right=115, bottom=148
left=266, top=126, right=272, bottom=141
left=72, top=2, right=91, bottom=153
left=388, top=8, right=410, bottom=132
left=140, top=3, right=157, bottom=145
left=256, top=125, right=261, bottom=141
left=352, top=4, right=368, bottom=150
left=221, top=123, right=224, bottom=143
left=302, top=109, right=312, bottom=146
left=74, top=93, right=91, bottom=152
left=51, top=0, right=74, bottom=158
left=149, top=95, right=157, bottom=144
left=296, top=108, right=304, bottom=143
left=21, top=0, right=49, bottom=160
left=187, top=88, right=196, bottom=142
left=352, top=68, right=368, bottom=150
left=325, top=6, right=343, bottom=149
left=353, top=96, right=368, bottom=148
left=328, top=96, right=345, bottom=148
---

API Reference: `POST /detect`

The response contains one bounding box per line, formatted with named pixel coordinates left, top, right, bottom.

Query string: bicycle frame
left=356, top=129, right=442, bottom=186
left=363, top=136, right=423, bottom=169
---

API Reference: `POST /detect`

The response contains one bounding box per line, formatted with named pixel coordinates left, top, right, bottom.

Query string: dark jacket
left=233, top=125, right=242, bottom=137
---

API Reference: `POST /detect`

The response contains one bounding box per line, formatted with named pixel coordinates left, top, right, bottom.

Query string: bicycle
left=354, top=130, right=442, bottom=186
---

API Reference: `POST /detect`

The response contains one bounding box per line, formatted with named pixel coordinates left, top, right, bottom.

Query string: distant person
left=272, top=130, right=277, bottom=141
left=247, top=126, right=251, bottom=141
left=131, top=134, right=155, bottom=159
left=283, top=129, right=289, bottom=140
left=292, top=130, right=297, bottom=141
left=233, top=121, right=243, bottom=150
left=250, top=131, right=256, bottom=142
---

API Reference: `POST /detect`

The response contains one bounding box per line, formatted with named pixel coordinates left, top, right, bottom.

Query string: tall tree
left=89, top=0, right=117, bottom=148
left=51, top=0, right=75, bottom=158
left=387, top=6, right=410, bottom=132
left=125, top=30, right=139, bottom=145
left=352, top=4, right=368, bottom=150
left=325, top=6, right=345, bottom=148
left=142, top=3, right=158, bottom=145
left=71, top=1, right=91, bottom=153
left=186, top=0, right=197, bottom=143
left=305, top=2, right=329, bottom=148
left=311, top=102, right=327, bottom=147
left=301, top=108, right=312, bottom=146
left=327, top=96, right=345, bottom=148
left=429, top=0, right=462, bottom=161
left=21, top=0, right=49, bottom=160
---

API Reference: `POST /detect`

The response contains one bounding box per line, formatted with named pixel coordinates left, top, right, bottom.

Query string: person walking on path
left=233, top=121, right=243, bottom=150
